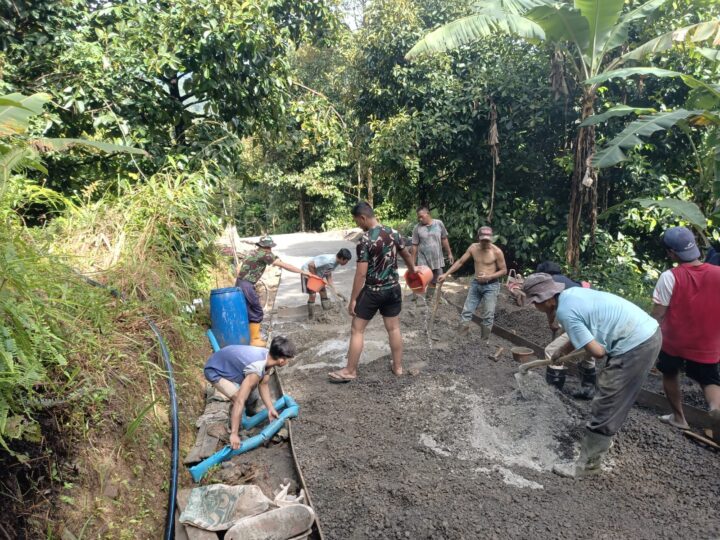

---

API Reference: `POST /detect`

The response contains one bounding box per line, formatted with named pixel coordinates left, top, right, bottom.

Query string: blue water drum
left=209, top=287, right=250, bottom=347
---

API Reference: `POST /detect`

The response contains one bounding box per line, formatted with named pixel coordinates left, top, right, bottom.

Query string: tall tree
left=407, top=0, right=719, bottom=267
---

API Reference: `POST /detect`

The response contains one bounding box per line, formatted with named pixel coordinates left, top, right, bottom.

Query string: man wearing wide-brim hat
left=522, top=272, right=661, bottom=478
left=235, top=236, right=309, bottom=346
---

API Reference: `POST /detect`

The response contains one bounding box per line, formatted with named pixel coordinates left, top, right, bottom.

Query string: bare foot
left=392, top=365, right=403, bottom=376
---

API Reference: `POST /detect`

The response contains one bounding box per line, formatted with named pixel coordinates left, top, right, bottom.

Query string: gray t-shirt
left=412, top=219, right=448, bottom=270
left=203, top=345, right=268, bottom=384
left=302, top=254, right=339, bottom=278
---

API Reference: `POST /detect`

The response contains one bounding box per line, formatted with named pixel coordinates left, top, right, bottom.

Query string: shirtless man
left=438, top=226, right=507, bottom=341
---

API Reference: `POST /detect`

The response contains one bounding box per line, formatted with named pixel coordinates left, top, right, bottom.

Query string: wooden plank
left=183, top=423, right=221, bottom=465
left=176, top=489, right=220, bottom=540
left=636, top=389, right=715, bottom=430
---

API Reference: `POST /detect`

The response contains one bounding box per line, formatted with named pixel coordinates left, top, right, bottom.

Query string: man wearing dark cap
left=439, top=226, right=507, bottom=342
left=652, top=226, right=720, bottom=433
left=522, top=273, right=661, bottom=478
left=235, top=236, right=309, bottom=346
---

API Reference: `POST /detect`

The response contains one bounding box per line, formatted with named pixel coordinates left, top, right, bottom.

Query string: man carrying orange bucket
left=411, top=207, right=454, bottom=299
left=301, top=249, right=352, bottom=319
left=439, top=226, right=507, bottom=343
left=328, top=202, right=418, bottom=382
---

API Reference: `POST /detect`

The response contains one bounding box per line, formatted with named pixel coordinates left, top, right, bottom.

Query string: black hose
left=147, top=319, right=179, bottom=540
left=74, top=271, right=178, bottom=540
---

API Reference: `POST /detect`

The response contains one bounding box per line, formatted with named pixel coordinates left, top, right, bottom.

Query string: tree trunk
left=167, top=75, right=187, bottom=145
left=367, top=166, right=374, bottom=207
left=299, top=191, right=306, bottom=232
left=566, top=87, right=597, bottom=268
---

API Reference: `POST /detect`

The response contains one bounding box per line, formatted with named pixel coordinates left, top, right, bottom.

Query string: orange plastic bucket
left=306, top=275, right=326, bottom=293
left=405, top=266, right=433, bottom=293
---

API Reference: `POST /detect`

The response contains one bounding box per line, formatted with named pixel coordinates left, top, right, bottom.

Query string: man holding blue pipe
left=204, top=336, right=296, bottom=450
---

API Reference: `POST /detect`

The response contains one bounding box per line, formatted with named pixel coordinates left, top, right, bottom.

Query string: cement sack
left=179, top=484, right=270, bottom=531
left=225, top=505, right=315, bottom=540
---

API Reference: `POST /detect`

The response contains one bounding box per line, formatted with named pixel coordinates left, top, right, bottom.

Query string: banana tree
left=407, top=0, right=719, bottom=267
left=583, top=65, right=720, bottom=229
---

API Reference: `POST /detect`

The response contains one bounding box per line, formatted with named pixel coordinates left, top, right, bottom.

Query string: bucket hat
left=256, top=235, right=276, bottom=248
left=522, top=273, right=565, bottom=304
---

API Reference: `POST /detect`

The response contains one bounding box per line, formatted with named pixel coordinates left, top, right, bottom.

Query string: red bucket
left=405, top=266, right=433, bottom=293
left=306, top=275, right=326, bottom=293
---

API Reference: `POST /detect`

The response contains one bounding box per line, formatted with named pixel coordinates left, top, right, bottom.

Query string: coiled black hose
left=75, top=272, right=179, bottom=540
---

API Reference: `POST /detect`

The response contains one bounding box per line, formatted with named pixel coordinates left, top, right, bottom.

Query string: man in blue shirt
left=522, top=273, right=661, bottom=478
left=301, top=249, right=352, bottom=319
left=204, top=336, right=296, bottom=450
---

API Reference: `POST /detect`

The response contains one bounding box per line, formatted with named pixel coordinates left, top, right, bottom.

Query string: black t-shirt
left=552, top=274, right=581, bottom=289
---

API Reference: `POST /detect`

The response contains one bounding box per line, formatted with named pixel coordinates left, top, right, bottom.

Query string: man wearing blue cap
left=652, top=226, right=720, bottom=434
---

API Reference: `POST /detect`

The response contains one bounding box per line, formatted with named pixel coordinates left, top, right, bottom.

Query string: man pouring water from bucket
left=522, top=273, right=661, bottom=478
left=438, top=226, right=506, bottom=343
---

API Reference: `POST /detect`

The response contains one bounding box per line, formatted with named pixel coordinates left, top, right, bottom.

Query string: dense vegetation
left=1, top=0, right=719, bottom=536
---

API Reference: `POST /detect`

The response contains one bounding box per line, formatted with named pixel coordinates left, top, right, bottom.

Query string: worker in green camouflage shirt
left=329, top=202, right=418, bottom=382
left=235, top=236, right=308, bottom=346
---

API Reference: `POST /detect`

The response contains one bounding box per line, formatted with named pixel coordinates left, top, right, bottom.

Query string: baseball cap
left=522, top=273, right=565, bottom=304
left=662, top=226, right=700, bottom=262
left=478, top=226, right=493, bottom=241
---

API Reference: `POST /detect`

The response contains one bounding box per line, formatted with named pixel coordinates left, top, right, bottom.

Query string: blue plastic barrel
left=209, top=287, right=250, bottom=347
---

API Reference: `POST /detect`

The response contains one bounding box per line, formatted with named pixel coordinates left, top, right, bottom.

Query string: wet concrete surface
left=273, top=289, right=719, bottom=539
left=264, top=233, right=718, bottom=539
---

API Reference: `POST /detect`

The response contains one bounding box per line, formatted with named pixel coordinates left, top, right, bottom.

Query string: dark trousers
left=235, top=279, right=264, bottom=323
left=588, top=328, right=662, bottom=437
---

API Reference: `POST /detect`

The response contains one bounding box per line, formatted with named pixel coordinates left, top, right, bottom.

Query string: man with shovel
left=522, top=273, right=661, bottom=478
left=438, top=226, right=506, bottom=343
left=301, top=249, right=352, bottom=319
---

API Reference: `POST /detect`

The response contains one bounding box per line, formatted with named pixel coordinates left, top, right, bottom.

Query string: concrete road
left=266, top=230, right=409, bottom=310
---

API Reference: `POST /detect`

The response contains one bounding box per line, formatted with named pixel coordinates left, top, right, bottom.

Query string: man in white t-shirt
left=301, top=249, right=352, bottom=319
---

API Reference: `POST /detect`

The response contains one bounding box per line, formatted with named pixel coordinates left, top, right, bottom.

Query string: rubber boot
left=307, top=303, right=315, bottom=320
left=553, top=429, right=613, bottom=479
left=458, top=322, right=471, bottom=337
left=573, top=362, right=597, bottom=400
left=249, top=322, right=266, bottom=347
left=480, top=325, right=492, bottom=343
left=321, top=298, right=331, bottom=311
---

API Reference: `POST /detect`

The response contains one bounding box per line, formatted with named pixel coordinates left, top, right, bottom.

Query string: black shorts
left=355, top=285, right=402, bottom=320
left=656, top=351, right=720, bottom=386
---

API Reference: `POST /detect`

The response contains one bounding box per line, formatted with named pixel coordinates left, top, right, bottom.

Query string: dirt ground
left=275, top=285, right=720, bottom=540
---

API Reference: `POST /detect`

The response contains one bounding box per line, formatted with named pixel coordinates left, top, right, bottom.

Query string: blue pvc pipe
left=189, top=399, right=300, bottom=482
left=206, top=329, right=221, bottom=352
left=242, top=396, right=289, bottom=430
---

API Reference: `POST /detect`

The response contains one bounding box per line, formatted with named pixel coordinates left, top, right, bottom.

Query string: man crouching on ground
left=203, top=337, right=296, bottom=449
left=522, top=273, right=661, bottom=478
left=328, top=201, right=418, bottom=382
